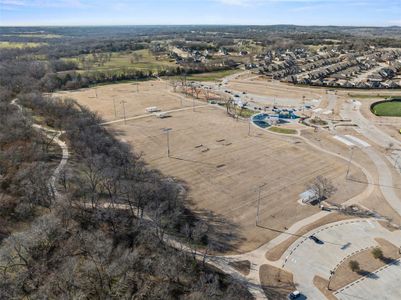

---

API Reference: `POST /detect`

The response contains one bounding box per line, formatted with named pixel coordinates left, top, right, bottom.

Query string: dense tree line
left=0, top=46, right=250, bottom=298
left=0, top=92, right=251, bottom=298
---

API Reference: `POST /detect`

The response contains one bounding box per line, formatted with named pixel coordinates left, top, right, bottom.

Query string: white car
left=288, top=290, right=301, bottom=299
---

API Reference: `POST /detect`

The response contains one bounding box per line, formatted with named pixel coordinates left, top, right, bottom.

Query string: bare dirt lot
left=226, top=76, right=326, bottom=107
left=54, top=80, right=194, bottom=122
left=61, top=81, right=367, bottom=253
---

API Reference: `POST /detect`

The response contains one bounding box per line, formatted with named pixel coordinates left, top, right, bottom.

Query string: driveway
left=282, top=219, right=401, bottom=300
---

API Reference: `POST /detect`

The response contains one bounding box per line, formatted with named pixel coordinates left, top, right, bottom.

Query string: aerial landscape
left=1, top=0, right=401, bottom=299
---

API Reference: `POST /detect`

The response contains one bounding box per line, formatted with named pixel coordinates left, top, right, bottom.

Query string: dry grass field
left=54, top=80, right=195, bottom=122
left=61, top=81, right=367, bottom=253
left=226, top=76, right=326, bottom=107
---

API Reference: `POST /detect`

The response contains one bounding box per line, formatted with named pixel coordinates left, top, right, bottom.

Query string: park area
left=225, top=75, right=325, bottom=107
left=371, top=99, right=401, bottom=117
left=62, top=49, right=176, bottom=73
left=55, top=80, right=367, bottom=253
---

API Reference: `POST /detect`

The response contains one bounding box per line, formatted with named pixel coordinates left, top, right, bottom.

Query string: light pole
left=120, top=100, right=127, bottom=124
left=346, top=146, right=355, bottom=180
left=112, top=97, right=117, bottom=119
left=394, top=154, right=401, bottom=170
left=256, top=183, right=267, bottom=226
left=162, top=128, right=172, bottom=157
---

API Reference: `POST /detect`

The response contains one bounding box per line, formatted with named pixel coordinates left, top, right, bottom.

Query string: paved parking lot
left=282, top=219, right=401, bottom=299
left=335, top=259, right=401, bottom=300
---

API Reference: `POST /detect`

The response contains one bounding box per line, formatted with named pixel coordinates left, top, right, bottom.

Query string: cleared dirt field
left=54, top=80, right=195, bottom=122
left=226, top=76, right=326, bottom=107
left=64, top=81, right=367, bottom=253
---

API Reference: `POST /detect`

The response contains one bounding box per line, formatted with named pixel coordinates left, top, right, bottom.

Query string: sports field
left=54, top=80, right=195, bottom=122
left=59, top=80, right=367, bottom=253
left=225, top=76, right=325, bottom=107
left=372, top=100, right=401, bottom=117
left=0, top=41, right=46, bottom=48
left=63, top=49, right=176, bottom=72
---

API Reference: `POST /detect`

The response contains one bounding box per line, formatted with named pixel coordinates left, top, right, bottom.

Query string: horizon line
left=1, top=24, right=400, bottom=28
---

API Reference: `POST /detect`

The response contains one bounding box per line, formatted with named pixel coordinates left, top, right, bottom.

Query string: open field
left=0, top=41, right=46, bottom=48
left=62, top=81, right=367, bottom=253
left=53, top=80, right=194, bottom=121
left=180, top=69, right=242, bottom=82
left=63, top=49, right=176, bottom=72
left=371, top=100, right=401, bottom=117
left=2, top=34, right=62, bottom=38
left=348, top=93, right=401, bottom=99
left=226, top=76, right=325, bottom=107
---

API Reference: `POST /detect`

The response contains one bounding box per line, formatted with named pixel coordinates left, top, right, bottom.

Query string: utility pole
left=346, top=147, right=355, bottom=180
left=162, top=128, right=172, bottom=157
left=248, top=118, right=252, bottom=136
left=120, top=100, right=127, bottom=124
left=193, top=97, right=195, bottom=112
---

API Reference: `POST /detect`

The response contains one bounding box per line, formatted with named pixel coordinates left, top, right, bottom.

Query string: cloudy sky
left=0, top=0, right=400, bottom=26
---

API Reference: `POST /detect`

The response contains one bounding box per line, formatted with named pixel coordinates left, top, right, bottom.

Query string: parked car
left=288, top=290, right=301, bottom=299
left=309, top=235, right=324, bottom=244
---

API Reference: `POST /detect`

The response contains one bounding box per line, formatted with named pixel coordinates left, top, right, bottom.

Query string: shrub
left=349, top=260, right=360, bottom=272
left=372, top=247, right=384, bottom=260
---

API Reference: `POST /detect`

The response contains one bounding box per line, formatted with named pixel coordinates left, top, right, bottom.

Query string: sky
left=0, top=0, right=400, bottom=27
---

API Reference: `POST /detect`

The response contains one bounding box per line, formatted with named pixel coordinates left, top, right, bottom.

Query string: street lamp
left=120, top=100, right=127, bottom=124
left=162, top=128, right=172, bottom=157
left=346, top=146, right=355, bottom=180
left=112, top=96, right=117, bottom=119
left=256, top=183, right=267, bottom=226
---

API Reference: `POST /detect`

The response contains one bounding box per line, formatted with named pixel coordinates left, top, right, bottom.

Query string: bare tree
left=307, top=175, right=337, bottom=203
left=170, top=80, right=180, bottom=92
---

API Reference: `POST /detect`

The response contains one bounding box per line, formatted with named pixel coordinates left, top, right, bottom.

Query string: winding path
left=11, top=99, right=69, bottom=200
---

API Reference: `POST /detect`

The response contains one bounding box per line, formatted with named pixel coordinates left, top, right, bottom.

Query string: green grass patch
left=371, top=100, right=401, bottom=117
left=268, top=127, right=297, bottom=134
left=0, top=41, right=46, bottom=48
left=63, top=49, right=176, bottom=72
left=235, top=107, right=256, bottom=118
left=349, top=94, right=401, bottom=99
left=3, top=34, right=62, bottom=39
left=184, top=69, right=242, bottom=82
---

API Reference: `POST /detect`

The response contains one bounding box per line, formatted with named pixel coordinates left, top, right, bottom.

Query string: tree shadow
left=357, top=270, right=379, bottom=279
left=195, top=208, right=246, bottom=253
left=381, top=257, right=400, bottom=265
